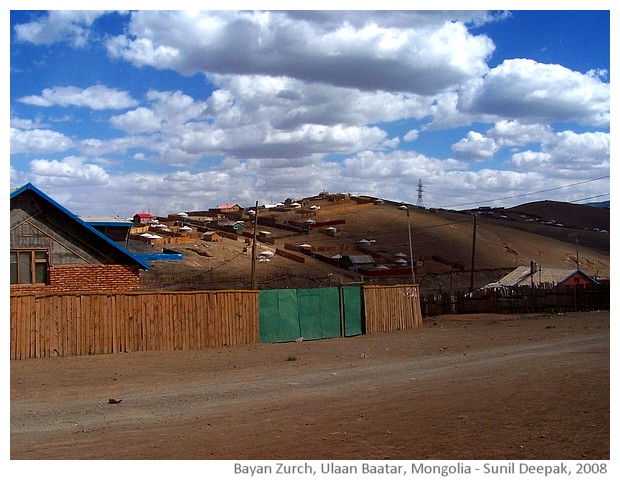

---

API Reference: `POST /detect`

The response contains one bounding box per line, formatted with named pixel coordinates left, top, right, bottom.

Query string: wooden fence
left=420, top=284, right=610, bottom=317
left=10, top=285, right=423, bottom=360
left=363, top=285, right=423, bottom=333
left=10, top=290, right=259, bottom=360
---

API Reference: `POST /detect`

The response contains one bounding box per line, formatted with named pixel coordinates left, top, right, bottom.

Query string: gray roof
left=346, top=254, right=375, bottom=264
left=496, top=266, right=596, bottom=287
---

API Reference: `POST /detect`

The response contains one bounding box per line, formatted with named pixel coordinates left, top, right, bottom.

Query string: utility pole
left=469, top=214, right=477, bottom=293
left=407, top=206, right=416, bottom=284
left=250, top=201, right=258, bottom=290
left=575, top=238, right=580, bottom=269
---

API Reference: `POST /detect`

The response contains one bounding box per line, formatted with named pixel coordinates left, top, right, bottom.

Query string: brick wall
left=10, top=264, right=141, bottom=294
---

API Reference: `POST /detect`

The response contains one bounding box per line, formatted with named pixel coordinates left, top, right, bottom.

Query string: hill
left=507, top=200, right=609, bottom=232
left=138, top=193, right=610, bottom=294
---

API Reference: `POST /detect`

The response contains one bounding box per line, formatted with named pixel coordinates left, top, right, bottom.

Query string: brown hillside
left=508, top=200, right=609, bottom=232
left=138, top=194, right=610, bottom=293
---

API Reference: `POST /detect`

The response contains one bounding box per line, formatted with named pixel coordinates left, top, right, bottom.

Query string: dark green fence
left=259, top=285, right=363, bottom=343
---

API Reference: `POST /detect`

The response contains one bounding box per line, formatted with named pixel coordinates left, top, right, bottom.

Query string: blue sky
left=8, top=5, right=611, bottom=218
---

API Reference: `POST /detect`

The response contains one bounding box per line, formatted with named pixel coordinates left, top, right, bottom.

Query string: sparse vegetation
left=137, top=194, right=610, bottom=293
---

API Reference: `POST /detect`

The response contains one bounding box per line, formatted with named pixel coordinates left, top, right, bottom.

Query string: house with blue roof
left=10, top=183, right=149, bottom=293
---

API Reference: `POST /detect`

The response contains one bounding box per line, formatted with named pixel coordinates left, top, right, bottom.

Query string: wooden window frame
left=10, top=249, right=49, bottom=285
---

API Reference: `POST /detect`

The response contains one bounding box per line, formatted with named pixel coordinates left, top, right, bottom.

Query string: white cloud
left=110, top=107, right=161, bottom=134
left=10, top=127, right=73, bottom=154
left=29, top=156, right=110, bottom=186
left=13, top=11, right=110, bottom=47
left=451, top=131, right=499, bottom=161
left=511, top=130, right=609, bottom=178
left=106, top=11, right=494, bottom=95
left=486, top=120, right=554, bottom=147
left=458, top=59, right=610, bottom=126
left=403, top=129, right=419, bottom=142
left=19, top=85, right=138, bottom=110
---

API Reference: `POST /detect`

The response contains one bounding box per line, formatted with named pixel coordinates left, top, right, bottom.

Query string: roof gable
left=11, top=184, right=149, bottom=270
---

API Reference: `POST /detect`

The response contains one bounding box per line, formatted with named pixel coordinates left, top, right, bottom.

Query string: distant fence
left=420, top=284, right=610, bottom=316
left=10, top=284, right=422, bottom=360
left=10, top=290, right=258, bottom=360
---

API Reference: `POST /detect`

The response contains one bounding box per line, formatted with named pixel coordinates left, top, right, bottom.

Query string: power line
left=570, top=193, right=610, bottom=203
left=438, top=175, right=610, bottom=209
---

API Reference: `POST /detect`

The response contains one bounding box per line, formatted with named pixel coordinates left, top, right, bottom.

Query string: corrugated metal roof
left=498, top=266, right=595, bottom=286
left=347, top=255, right=375, bottom=264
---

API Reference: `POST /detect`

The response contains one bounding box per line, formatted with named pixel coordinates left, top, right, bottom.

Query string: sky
left=7, top=4, right=612, bottom=218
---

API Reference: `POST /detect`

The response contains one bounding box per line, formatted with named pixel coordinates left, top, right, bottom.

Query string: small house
left=342, top=254, right=375, bottom=272
left=202, top=231, right=221, bottom=242
left=11, top=183, right=149, bottom=293
left=217, top=203, right=242, bottom=213
left=132, top=212, right=154, bottom=225
left=492, top=262, right=600, bottom=288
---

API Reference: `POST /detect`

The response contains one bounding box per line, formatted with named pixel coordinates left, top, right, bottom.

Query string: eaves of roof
left=11, top=183, right=150, bottom=270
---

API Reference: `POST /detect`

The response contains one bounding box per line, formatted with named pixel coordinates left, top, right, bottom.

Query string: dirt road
left=10, top=311, right=609, bottom=463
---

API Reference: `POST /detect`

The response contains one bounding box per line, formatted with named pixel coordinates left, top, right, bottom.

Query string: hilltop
left=138, top=193, right=610, bottom=294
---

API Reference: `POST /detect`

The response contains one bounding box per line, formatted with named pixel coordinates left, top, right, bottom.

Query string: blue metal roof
left=11, top=183, right=150, bottom=270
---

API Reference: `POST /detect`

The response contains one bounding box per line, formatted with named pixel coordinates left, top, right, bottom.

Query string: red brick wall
left=10, top=264, right=141, bottom=294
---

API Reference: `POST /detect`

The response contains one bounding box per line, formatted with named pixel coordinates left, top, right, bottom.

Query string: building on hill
left=10, top=183, right=149, bottom=293
left=489, top=261, right=600, bottom=289
left=341, top=254, right=375, bottom=272
left=132, top=212, right=154, bottom=225
left=217, top=203, right=242, bottom=213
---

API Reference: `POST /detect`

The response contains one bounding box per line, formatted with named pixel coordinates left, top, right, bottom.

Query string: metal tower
left=416, top=178, right=424, bottom=208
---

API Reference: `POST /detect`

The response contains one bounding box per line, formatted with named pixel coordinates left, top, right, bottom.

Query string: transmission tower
left=416, top=178, right=424, bottom=208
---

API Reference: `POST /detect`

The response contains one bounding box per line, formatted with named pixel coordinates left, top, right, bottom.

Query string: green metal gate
left=342, top=285, right=363, bottom=336
left=259, top=285, right=363, bottom=343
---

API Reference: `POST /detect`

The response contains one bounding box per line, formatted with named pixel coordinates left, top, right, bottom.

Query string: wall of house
left=10, top=264, right=141, bottom=294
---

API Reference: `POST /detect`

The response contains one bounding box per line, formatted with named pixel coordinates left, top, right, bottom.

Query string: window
left=10, top=250, right=49, bottom=284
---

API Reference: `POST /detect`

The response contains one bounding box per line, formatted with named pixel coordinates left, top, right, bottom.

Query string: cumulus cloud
left=110, top=107, right=161, bottom=134
left=13, top=11, right=110, bottom=47
left=458, top=59, right=610, bottom=126
left=403, top=129, right=419, bottom=142
left=487, top=120, right=554, bottom=147
left=19, top=85, right=138, bottom=110
left=451, top=131, right=499, bottom=161
left=511, top=130, right=609, bottom=178
left=29, top=156, right=110, bottom=186
left=11, top=127, right=73, bottom=154
left=106, top=11, right=494, bottom=95
left=10, top=10, right=609, bottom=215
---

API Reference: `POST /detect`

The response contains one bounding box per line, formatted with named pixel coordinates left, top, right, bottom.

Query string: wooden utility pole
left=407, top=206, right=416, bottom=284
left=250, top=201, right=259, bottom=290
left=469, top=214, right=477, bottom=293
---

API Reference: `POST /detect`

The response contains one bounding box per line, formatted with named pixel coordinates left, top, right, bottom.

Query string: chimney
left=530, top=261, right=538, bottom=275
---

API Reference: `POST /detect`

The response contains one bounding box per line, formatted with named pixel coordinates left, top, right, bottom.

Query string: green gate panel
left=342, top=285, right=363, bottom=336
left=297, top=287, right=341, bottom=340
left=259, top=289, right=301, bottom=343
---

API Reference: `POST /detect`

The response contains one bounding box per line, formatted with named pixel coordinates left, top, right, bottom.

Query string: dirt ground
left=10, top=311, right=609, bottom=464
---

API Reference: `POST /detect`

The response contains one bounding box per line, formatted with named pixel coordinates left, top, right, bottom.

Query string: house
left=491, top=262, right=600, bottom=288
left=202, top=231, right=221, bottom=242
left=10, top=183, right=149, bottom=293
left=132, top=212, right=154, bottom=225
left=217, top=203, right=242, bottom=213
left=341, top=254, right=375, bottom=272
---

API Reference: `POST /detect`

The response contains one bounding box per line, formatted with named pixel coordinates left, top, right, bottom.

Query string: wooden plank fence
left=10, top=285, right=425, bottom=360
left=10, top=290, right=259, bottom=360
left=363, top=285, right=423, bottom=333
